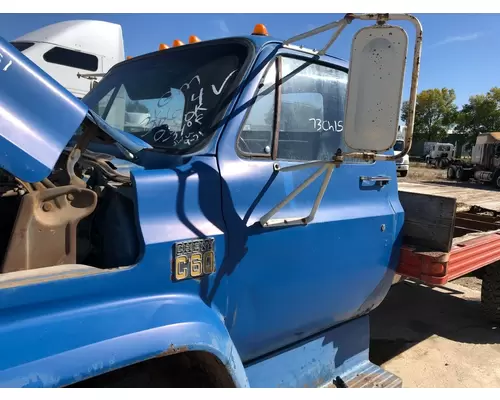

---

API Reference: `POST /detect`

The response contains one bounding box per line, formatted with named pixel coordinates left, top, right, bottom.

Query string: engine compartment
left=0, top=139, right=142, bottom=275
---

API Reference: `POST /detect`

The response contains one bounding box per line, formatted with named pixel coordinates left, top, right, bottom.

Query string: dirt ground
left=367, top=164, right=500, bottom=388
left=399, top=163, right=500, bottom=212
left=400, top=162, right=449, bottom=183
left=370, top=278, right=500, bottom=388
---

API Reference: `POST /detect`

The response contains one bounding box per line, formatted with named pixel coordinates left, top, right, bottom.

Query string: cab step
left=332, top=361, right=402, bottom=388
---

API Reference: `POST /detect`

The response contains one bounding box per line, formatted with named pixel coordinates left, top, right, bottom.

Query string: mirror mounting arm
left=260, top=157, right=342, bottom=228
left=284, top=13, right=423, bottom=163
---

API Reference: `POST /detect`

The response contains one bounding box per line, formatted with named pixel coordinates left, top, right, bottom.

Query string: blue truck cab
left=0, top=15, right=421, bottom=388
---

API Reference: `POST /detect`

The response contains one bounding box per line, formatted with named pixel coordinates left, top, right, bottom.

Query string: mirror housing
left=343, top=25, right=408, bottom=153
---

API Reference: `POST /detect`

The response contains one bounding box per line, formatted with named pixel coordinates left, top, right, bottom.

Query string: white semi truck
left=9, top=19, right=151, bottom=132
left=424, top=141, right=456, bottom=169
left=9, top=20, right=125, bottom=98
left=447, top=132, right=500, bottom=189
left=395, top=125, right=410, bottom=177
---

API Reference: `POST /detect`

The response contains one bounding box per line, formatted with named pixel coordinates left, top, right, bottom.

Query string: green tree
left=454, top=87, right=500, bottom=148
left=401, top=88, right=458, bottom=142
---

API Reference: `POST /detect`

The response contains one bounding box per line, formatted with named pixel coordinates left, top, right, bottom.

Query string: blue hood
left=0, top=37, right=150, bottom=183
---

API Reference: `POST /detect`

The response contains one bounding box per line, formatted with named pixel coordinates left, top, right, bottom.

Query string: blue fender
left=0, top=294, right=248, bottom=388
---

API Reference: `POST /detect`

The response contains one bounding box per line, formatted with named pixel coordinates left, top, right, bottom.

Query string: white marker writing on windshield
left=211, top=70, right=236, bottom=95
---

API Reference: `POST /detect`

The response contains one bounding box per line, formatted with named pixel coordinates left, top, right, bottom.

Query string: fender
left=0, top=294, right=249, bottom=388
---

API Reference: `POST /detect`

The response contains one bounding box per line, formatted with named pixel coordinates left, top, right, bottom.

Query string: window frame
left=235, top=53, right=349, bottom=162
left=83, top=37, right=256, bottom=156
left=235, top=57, right=280, bottom=159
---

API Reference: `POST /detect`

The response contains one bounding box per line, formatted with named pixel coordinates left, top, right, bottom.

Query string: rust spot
left=156, top=344, right=189, bottom=358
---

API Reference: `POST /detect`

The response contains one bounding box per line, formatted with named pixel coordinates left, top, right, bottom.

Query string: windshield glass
left=83, top=39, right=252, bottom=154
left=394, top=140, right=404, bottom=151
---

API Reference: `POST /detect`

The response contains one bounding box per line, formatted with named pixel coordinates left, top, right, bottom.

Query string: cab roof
left=121, top=32, right=349, bottom=71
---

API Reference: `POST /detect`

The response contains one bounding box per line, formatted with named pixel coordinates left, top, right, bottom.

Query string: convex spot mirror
left=343, top=25, right=408, bottom=152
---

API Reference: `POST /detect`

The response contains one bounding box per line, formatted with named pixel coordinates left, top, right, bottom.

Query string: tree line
left=401, top=87, right=500, bottom=148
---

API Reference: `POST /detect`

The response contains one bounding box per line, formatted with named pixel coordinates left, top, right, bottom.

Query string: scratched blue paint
left=216, top=44, right=401, bottom=362
left=0, top=294, right=248, bottom=388
left=245, top=316, right=370, bottom=388
left=0, top=32, right=404, bottom=388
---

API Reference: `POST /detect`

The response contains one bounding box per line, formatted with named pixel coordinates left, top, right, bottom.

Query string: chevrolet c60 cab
left=0, top=14, right=422, bottom=388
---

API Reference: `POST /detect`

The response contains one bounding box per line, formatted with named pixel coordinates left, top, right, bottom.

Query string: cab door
left=216, top=50, right=402, bottom=362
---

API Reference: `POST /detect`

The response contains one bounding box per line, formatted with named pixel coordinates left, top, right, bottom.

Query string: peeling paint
left=156, top=344, right=190, bottom=358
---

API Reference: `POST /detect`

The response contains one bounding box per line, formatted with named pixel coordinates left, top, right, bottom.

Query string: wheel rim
left=447, top=168, right=454, bottom=178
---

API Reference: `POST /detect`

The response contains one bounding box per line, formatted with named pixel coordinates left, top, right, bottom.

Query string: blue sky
left=0, top=13, right=499, bottom=107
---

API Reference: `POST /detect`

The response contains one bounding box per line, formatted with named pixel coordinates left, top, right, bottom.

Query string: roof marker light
left=252, top=24, right=269, bottom=36
left=189, top=35, right=201, bottom=44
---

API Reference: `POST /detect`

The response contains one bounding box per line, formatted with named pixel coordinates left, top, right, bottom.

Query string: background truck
left=424, top=141, right=456, bottom=168
left=9, top=20, right=125, bottom=98
left=0, top=14, right=423, bottom=388
left=10, top=20, right=153, bottom=134
left=395, top=125, right=410, bottom=177
left=446, top=132, right=500, bottom=189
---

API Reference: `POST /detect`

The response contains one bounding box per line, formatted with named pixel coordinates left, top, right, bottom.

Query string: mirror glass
left=343, top=25, right=408, bottom=152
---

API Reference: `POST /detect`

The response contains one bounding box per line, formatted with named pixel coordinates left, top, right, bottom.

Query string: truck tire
left=481, top=262, right=500, bottom=323
left=438, top=158, right=447, bottom=169
left=494, top=170, right=500, bottom=190
left=399, top=170, right=408, bottom=178
left=456, top=166, right=464, bottom=181
left=447, top=166, right=456, bottom=180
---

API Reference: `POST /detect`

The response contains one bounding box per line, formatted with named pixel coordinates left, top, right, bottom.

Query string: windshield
left=83, top=39, right=252, bottom=154
left=394, top=140, right=404, bottom=152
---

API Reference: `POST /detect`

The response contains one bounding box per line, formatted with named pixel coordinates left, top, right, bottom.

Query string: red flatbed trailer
left=398, top=228, right=500, bottom=285
left=396, top=186, right=500, bottom=286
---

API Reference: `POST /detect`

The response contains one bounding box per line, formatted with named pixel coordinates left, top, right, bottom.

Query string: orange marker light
left=189, top=35, right=201, bottom=44
left=159, top=43, right=169, bottom=50
left=172, top=39, right=184, bottom=47
left=252, top=23, right=269, bottom=36
left=126, top=56, right=133, bottom=60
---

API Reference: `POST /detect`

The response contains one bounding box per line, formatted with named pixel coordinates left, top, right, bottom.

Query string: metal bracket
left=260, top=160, right=338, bottom=228
left=77, top=72, right=106, bottom=81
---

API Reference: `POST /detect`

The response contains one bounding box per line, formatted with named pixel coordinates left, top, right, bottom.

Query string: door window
left=237, top=56, right=367, bottom=163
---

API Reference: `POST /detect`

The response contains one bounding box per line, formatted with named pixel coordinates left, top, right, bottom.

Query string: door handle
left=359, top=175, right=391, bottom=186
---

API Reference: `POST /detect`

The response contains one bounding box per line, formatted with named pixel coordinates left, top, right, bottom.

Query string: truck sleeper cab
left=9, top=20, right=125, bottom=99
left=0, top=23, right=406, bottom=388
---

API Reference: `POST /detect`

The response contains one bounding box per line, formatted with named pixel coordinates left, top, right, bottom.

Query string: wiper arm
left=115, top=142, right=137, bottom=161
